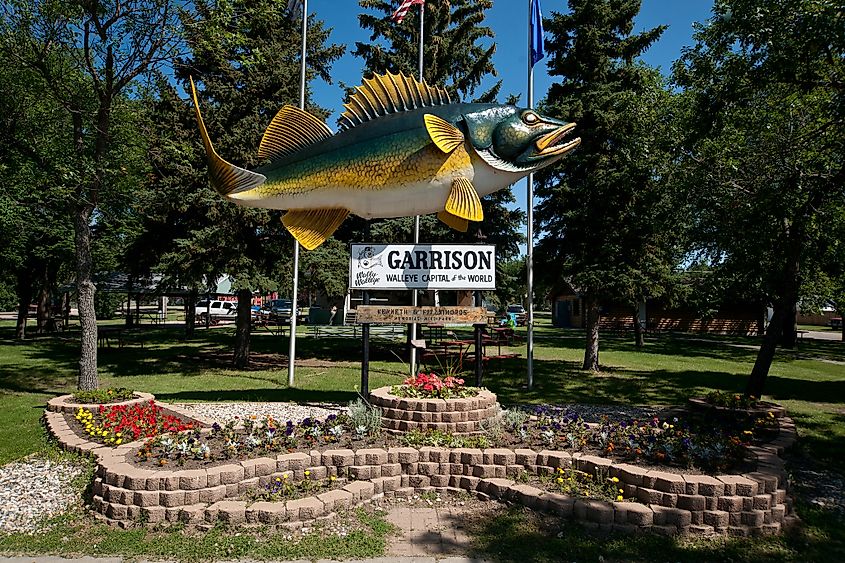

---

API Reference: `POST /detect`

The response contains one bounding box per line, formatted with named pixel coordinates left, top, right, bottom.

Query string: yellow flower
left=330, top=475, right=337, bottom=481
left=556, top=477, right=563, bottom=484
left=283, top=474, right=289, bottom=480
left=611, top=477, right=619, bottom=483
left=276, top=477, right=281, bottom=482
left=304, top=470, right=310, bottom=476
left=619, top=488, right=624, bottom=494
left=616, top=495, right=623, bottom=501
left=116, top=439, right=122, bottom=445
left=116, top=433, right=122, bottom=438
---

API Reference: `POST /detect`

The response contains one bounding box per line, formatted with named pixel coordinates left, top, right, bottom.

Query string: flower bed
left=244, top=472, right=344, bottom=503
left=72, top=387, right=136, bottom=405
left=391, top=373, right=480, bottom=400
left=43, top=404, right=798, bottom=537
left=48, top=391, right=156, bottom=414
left=123, top=402, right=779, bottom=475
left=67, top=401, right=197, bottom=446
left=688, top=394, right=787, bottom=420
left=370, top=386, right=500, bottom=435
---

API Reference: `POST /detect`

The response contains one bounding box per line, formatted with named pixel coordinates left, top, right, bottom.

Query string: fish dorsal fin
left=424, top=114, right=464, bottom=153
left=338, top=72, right=453, bottom=130
left=258, top=105, right=333, bottom=162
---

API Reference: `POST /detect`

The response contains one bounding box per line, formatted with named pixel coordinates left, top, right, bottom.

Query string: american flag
left=391, top=0, right=425, bottom=23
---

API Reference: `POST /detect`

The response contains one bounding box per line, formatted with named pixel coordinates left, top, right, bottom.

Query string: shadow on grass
left=464, top=504, right=844, bottom=562
left=484, top=356, right=845, bottom=407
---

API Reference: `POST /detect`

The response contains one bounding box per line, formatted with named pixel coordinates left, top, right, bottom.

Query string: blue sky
left=303, top=1, right=715, bottom=247
left=309, top=0, right=715, bottom=124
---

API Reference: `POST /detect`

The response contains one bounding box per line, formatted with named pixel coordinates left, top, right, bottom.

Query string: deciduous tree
left=674, top=0, right=845, bottom=396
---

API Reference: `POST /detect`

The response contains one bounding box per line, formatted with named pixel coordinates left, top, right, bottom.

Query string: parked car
left=831, top=317, right=842, bottom=330
left=261, top=299, right=308, bottom=323
left=506, top=304, right=528, bottom=326
left=195, top=300, right=237, bottom=323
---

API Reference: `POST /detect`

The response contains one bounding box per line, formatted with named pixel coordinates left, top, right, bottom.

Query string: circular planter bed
left=369, top=386, right=500, bottom=434
left=47, top=391, right=156, bottom=414
left=687, top=397, right=787, bottom=419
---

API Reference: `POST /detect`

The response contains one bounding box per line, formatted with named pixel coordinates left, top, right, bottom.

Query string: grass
left=467, top=503, right=845, bottom=562
left=0, top=502, right=396, bottom=561
left=0, top=314, right=843, bottom=560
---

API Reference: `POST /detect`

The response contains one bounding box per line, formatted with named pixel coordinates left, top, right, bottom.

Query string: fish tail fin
left=189, top=77, right=266, bottom=195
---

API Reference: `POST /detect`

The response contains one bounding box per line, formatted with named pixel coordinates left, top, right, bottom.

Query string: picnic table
left=253, top=314, right=289, bottom=336
left=98, top=327, right=144, bottom=349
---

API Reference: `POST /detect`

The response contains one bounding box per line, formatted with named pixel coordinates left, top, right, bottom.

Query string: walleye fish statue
left=190, top=72, right=580, bottom=250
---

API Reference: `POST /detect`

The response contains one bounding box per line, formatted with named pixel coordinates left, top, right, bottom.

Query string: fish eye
left=522, top=112, right=540, bottom=125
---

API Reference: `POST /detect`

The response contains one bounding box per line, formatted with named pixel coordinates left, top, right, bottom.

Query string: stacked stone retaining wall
left=44, top=396, right=797, bottom=537
left=369, top=387, right=500, bottom=434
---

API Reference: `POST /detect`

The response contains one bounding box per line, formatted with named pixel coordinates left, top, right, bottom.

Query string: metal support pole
left=361, top=223, right=371, bottom=395
left=288, top=0, right=308, bottom=387
left=526, top=0, right=535, bottom=391
left=409, top=2, right=425, bottom=377
left=474, top=290, right=484, bottom=386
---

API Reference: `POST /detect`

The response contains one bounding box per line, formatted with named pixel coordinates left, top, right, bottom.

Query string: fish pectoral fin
left=259, top=105, right=333, bottom=162
left=444, top=177, right=484, bottom=221
left=424, top=114, right=465, bottom=153
left=282, top=208, right=349, bottom=251
left=437, top=210, right=469, bottom=232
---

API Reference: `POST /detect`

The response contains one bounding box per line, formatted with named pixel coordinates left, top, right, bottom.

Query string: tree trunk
left=14, top=270, right=32, bottom=340
left=233, top=288, right=252, bottom=369
left=633, top=305, right=644, bottom=348
left=185, top=289, right=197, bottom=339
left=75, top=204, right=99, bottom=391
left=747, top=303, right=786, bottom=398
left=778, top=300, right=797, bottom=349
left=583, top=296, right=600, bottom=371
left=36, top=265, right=51, bottom=334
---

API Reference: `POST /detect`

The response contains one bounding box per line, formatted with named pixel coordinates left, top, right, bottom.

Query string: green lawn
left=1, top=317, right=843, bottom=469
left=0, top=316, right=843, bottom=560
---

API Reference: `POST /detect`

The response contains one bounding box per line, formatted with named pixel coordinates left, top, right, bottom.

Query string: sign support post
left=361, top=225, right=371, bottom=395
left=473, top=290, right=484, bottom=386
left=409, top=1, right=425, bottom=378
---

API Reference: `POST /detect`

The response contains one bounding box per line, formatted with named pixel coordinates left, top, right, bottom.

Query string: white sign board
left=349, top=244, right=496, bottom=290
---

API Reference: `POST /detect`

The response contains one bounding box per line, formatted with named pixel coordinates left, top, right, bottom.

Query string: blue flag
left=530, top=0, right=545, bottom=67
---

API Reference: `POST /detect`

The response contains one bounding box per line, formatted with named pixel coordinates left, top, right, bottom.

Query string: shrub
left=347, top=399, right=383, bottom=437
left=72, top=387, right=135, bottom=404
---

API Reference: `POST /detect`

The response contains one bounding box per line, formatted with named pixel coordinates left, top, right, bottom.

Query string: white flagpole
left=526, top=0, right=535, bottom=391
left=409, top=1, right=424, bottom=376
left=288, top=0, right=308, bottom=387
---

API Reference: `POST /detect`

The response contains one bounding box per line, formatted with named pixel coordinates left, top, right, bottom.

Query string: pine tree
left=349, top=0, right=523, bottom=261
left=535, top=0, right=678, bottom=370
left=355, top=0, right=500, bottom=102
left=145, top=0, right=343, bottom=367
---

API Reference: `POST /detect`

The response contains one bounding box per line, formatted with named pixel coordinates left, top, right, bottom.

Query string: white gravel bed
left=171, top=401, right=346, bottom=424
left=0, top=458, right=85, bottom=534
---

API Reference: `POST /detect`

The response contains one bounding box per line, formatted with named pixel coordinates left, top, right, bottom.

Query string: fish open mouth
left=535, top=122, right=581, bottom=157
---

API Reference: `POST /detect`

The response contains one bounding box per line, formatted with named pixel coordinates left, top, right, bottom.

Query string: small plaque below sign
left=356, top=306, right=487, bottom=325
